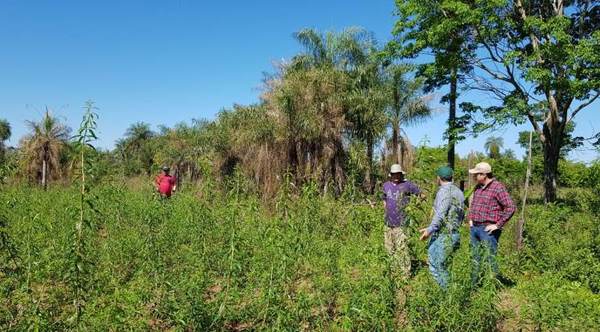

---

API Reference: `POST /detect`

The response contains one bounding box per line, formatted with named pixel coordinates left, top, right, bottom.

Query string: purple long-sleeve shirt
left=382, top=180, right=421, bottom=227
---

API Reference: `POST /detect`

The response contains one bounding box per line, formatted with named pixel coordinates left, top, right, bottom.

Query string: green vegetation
left=1, top=1, right=599, bottom=330
left=393, top=0, right=600, bottom=203
left=1, top=178, right=599, bottom=330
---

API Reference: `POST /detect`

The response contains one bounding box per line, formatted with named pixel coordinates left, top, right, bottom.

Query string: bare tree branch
left=527, top=112, right=543, bottom=137
left=568, top=90, right=600, bottom=123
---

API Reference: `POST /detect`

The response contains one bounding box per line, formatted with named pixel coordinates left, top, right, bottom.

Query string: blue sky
left=1, top=0, right=598, bottom=162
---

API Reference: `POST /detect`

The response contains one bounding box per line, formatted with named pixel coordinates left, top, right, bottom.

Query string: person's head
left=468, top=162, right=493, bottom=185
left=162, top=166, right=170, bottom=175
left=389, top=164, right=405, bottom=183
left=436, top=166, right=453, bottom=185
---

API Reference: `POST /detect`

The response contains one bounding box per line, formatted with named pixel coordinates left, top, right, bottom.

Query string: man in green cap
left=419, top=166, right=465, bottom=289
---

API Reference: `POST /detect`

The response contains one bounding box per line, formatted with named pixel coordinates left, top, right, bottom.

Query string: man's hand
left=469, top=220, right=473, bottom=227
left=419, top=228, right=431, bottom=241
left=484, top=224, right=499, bottom=234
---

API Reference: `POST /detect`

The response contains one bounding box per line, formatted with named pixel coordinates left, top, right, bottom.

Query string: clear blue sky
left=1, top=0, right=598, bottom=162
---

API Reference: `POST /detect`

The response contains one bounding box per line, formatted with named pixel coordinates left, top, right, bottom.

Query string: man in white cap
left=467, top=162, right=516, bottom=280
left=382, top=164, right=421, bottom=281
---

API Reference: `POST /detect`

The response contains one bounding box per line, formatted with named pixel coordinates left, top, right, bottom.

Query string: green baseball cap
left=436, top=166, right=453, bottom=178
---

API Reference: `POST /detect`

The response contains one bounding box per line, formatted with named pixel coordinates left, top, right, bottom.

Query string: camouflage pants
left=384, top=226, right=411, bottom=281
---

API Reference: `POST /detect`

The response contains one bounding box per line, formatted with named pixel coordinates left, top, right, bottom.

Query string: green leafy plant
left=68, top=100, right=100, bottom=325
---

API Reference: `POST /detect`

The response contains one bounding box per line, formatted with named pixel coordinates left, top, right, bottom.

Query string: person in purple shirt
left=382, top=164, right=421, bottom=281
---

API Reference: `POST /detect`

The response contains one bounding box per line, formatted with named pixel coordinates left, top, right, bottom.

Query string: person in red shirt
left=468, top=161, right=516, bottom=281
left=155, top=166, right=177, bottom=198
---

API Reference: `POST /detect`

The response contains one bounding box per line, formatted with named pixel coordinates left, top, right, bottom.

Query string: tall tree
left=338, top=28, right=388, bottom=192
left=457, top=0, right=599, bottom=202
left=262, top=28, right=356, bottom=193
left=385, top=65, right=433, bottom=170
left=392, top=0, right=475, bottom=169
left=395, top=0, right=600, bottom=202
left=21, top=110, right=70, bottom=188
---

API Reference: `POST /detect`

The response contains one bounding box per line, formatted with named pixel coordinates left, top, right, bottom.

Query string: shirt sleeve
left=495, top=184, right=516, bottom=228
left=427, top=189, right=450, bottom=234
left=411, top=182, right=421, bottom=195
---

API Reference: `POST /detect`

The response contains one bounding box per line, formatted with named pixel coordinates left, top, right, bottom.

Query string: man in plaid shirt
left=468, top=162, right=516, bottom=280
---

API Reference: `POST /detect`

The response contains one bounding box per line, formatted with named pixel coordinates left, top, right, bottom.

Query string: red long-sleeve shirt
left=155, top=174, right=176, bottom=197
left=467, top=179, right=516, bottom=228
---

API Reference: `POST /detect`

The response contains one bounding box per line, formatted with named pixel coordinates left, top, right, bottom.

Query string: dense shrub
left=517, top=274, right=600, bottom=330
left=520, top=205, right=600, bottom=293
left=1, top=183, right=599, bottom=330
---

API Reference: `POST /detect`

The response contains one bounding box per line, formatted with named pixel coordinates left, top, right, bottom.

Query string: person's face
left=391, top=172, right=404, bottom=182
left=436, top=176, right=442, bottom=186
left=475, top=173, right=486, bottom=184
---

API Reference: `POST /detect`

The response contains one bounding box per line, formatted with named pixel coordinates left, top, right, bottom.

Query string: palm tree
left=484, top=136, right=504, bottom=159
left=21, top=110, right=70, bottom=189
left=386, top=65, right=433, bottom=171
left=120, top=122, right=155, bottom=176
left=337, top=28, right=388, bottom=192
left=0, top=119, right=11, bottom=162
left=262, top=28, right=352, bottom=193
left=124, top=122, right=154, bottom=153
left=291, top=28, right=336, bottom=69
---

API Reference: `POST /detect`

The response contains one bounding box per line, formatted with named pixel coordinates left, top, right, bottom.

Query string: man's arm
left=420, top=189, right=451, bottom=240
left=427, top=191, right=451, bottom=234
left=495, top=186, right=516, bottom=228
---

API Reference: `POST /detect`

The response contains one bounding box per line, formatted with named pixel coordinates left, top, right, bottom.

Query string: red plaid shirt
left=468, top=179, right=516, bottom=228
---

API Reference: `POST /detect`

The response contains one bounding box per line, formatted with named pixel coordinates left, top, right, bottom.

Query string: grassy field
left=1, top=182, right=599, bottom=331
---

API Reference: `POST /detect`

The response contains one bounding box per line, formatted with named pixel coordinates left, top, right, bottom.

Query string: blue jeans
left=428, top=232, right=460, bottom=289
left=470, top=225, right=502, bottom=280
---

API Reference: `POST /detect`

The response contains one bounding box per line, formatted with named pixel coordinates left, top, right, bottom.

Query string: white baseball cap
left=390, top=164, right=404, bottom=174
left=469, top=162, right=492, bottom=174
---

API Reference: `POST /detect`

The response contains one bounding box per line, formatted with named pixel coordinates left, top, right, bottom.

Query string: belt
left=473, top=221, right=495, bottom=226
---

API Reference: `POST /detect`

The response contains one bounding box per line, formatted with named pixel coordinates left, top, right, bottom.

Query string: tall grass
left=0, top=180, right=599, bottom=330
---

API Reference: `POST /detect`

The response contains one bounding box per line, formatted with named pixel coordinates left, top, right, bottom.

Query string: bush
left=520, top=205, right=600, bottom=292
left=517, top=274, right=600, bottom=330
left=2, top=182, right=599, bottom=330
left=558, top=160, right=588, bottom=187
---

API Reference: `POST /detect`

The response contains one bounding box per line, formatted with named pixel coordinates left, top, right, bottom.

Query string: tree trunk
left=42, top=159, right=47, bottom=190
left=398, top=138, right=403, bottom=168
left=392, top=125, right=400, bottom=165
left=332, top=138, right=345, bottom=196
left=447, top=67, right=457, bottom=169
left=365, top=136, right=374, bottom=194
left=517, top=131, right=533, bottom=250
left=542, top=129, right=561, bottom=203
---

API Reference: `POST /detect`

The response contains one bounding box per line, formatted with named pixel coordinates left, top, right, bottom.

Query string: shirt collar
left=480, top=179, right=495, bottom=190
